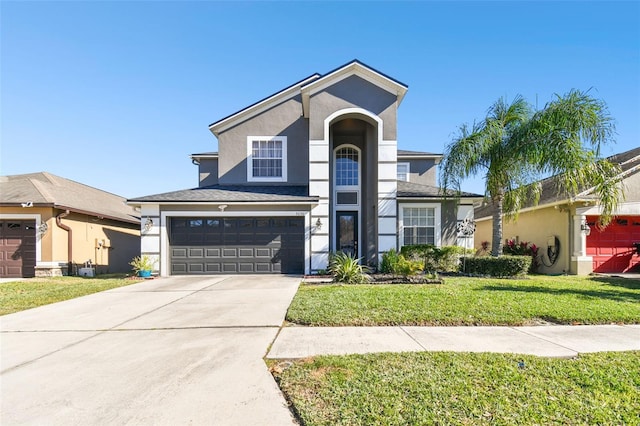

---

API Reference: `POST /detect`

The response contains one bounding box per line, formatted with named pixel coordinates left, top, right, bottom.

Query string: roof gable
left=208, top=74, right=320, bottom=137
left=300, top=60, right=408, bottom=118
left=0, top=172, right=140, bottom=224
left=207, top=60, right=408, bottom=136
left=475, top=146, right=640, bottom=219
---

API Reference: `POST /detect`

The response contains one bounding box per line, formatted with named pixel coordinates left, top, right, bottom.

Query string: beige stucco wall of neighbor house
left=51, top=211, right=140, bottom=274
left=475, top=206, right=571, bottom=275
left=216, top=95, right=310, bottom=185
left=622, top=171, right=640, bottom=201
left=1, top=207, right=139, bottom=276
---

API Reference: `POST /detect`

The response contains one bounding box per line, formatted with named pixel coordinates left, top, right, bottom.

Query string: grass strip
left=271, top=351, right=640, bottom=426
left=0, top=276, right=140, bottom=315
left=287, top=276, right=640, bottom=326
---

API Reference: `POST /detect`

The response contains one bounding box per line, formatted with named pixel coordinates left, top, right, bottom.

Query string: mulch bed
left=303, top=274, right=444, bottom=284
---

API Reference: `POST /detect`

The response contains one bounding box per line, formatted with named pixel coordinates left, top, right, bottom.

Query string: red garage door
left=0, top=220, right=37, bottom=278
left=586, top=216, right=640, bottom=273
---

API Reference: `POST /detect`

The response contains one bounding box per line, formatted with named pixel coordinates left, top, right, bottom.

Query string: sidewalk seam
left=399, top=326, right=428, bottom=351
left=509, top=327, right=580, bottom=356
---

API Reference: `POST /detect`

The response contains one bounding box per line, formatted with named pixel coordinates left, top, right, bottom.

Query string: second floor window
left=397, top=162, right=410, bottom=181
left=335, top=147, right=359, bottom=186
left=248, top=136, right=287, bottom=182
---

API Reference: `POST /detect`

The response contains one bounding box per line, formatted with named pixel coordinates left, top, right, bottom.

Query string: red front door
left=586, top=216, right=640, bottom=273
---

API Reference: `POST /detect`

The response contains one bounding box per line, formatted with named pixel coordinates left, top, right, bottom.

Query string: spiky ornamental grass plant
left=440, top=90, right=623, bottom=256
left=328, top=251, right=370, bottom=284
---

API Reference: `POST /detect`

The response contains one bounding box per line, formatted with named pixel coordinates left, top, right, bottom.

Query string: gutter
left=56, top=210, right=73, bottom=276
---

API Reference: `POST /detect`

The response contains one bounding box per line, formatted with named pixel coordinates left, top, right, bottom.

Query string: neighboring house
left=128, top=60, right=481, bottom=276
left=474, top=147, right=640, bottom=275
left=0, top=172, right=140, bottom=278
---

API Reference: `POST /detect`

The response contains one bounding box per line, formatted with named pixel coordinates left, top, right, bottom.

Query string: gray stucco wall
left=216, top=95, right=309, bottom=185
left=441, top=200, right=459, bottom=246
left=401, top=159, right=438, bottom=186
left=198, top=159, right=219, bottom=187
left=308, top=75, right=398, bottom=141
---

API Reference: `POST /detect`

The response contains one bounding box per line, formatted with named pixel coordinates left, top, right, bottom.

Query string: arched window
left=335, top=147, right=359, bottom=186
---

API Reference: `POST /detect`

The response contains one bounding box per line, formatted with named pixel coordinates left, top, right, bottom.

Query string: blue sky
left=2, top=1, right=639, bottom=198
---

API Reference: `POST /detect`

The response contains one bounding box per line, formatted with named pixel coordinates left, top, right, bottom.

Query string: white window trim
left=246, top=136, right=287, bottom=182
left=399, top=203, right=442, bottom=248
left=334, top=144, right=361, bottom=208
left=397, top=162, right=410, bottom=182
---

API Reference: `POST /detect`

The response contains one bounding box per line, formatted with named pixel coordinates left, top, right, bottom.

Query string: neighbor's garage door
left=0, top=220, right=37, bottom=278
left=586, top=215, right=640, bottom=273
left=169, top=217, right=304, bottom=275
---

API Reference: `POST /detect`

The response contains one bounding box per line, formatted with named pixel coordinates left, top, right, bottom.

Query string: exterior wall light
left=315, top=218, right=322, bottom=230
left=580, top=221, right=591, bottom=236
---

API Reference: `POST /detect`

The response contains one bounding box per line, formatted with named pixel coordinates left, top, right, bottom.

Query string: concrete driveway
left=1, top=275, right=301, bottom=425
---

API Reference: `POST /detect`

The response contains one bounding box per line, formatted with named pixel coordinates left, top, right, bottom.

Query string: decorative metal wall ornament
left=144, top=217, right=154, bottom=233
left=456, top=218, right=476, bottom=236
left=37, top=222, right=48, bottom=236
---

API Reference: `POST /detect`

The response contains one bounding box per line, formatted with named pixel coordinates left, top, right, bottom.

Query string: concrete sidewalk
left=267, top=324, right=640, bottom=359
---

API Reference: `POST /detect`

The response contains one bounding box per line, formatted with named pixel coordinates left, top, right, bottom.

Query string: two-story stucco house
left=128, top=61, right=480, bottom=276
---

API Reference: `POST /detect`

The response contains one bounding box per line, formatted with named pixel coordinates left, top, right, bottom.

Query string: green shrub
left=400, top=245, right=471, bottom=273
left=396, top=255, right=424, bottom=276
left=503, top=239, right=539, bottom=273
left=380, top=249, right=423, bottom=276
left=462, top=255, right=532, bottom=277
left=380, top=249, right=401, bottom=274
left=329, top=251, right=370, bottom=284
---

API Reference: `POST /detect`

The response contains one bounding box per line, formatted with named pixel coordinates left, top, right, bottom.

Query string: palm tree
left=440, top=90, right=623, bottom=256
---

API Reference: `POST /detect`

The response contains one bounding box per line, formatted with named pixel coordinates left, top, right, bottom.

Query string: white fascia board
left=128, top=201, right=319, bottom=206
left=209, top=74, right=320, bottom=136
left=190, top=154, right=218, bottom=160
left=397, top=196, right=484, bottom=202
left=397, top=154, right=443, bottom=160
left=301, top=62, right=408, bottom=118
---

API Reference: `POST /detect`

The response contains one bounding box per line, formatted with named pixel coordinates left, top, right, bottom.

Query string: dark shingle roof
left=475, top=146, right=640, bottom=219
left=397, top=180, right=482, bottom=198
left=0, top=172, right=140, bottom=224
left=128, top=185, right=318, bottom=203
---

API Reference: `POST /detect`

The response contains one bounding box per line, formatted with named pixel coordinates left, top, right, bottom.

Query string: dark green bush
left=400, top=245, right=471, bottom=273
left=462, top=255, right=532, bottom=277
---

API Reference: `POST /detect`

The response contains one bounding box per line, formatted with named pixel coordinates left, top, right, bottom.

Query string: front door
left=336, top=211, right=358, bottom=257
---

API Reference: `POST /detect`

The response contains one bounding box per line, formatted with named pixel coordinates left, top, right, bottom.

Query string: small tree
left=440, top=90, right=623, bottom=256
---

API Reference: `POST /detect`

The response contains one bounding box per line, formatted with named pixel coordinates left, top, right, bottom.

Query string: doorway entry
left=336, top=211, right=358, bottom=257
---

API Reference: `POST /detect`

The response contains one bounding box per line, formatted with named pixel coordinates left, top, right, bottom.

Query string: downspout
left=56, top=210, right=73, bottom=275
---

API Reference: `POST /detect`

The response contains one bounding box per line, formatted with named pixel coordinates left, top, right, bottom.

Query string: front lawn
left=271, top=351, right=640, bottom=425
left=287, top=275, right=640, bottom=326
left=0, top=275, right=140, bottom=315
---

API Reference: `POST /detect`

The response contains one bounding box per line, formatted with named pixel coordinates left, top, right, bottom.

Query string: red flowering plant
left=503, top=239, right=539, bottom=272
